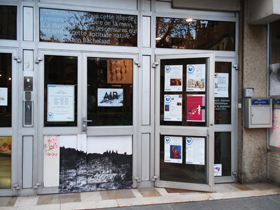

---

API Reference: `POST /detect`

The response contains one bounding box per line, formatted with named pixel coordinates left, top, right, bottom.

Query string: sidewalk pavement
left=0, top=182, right=280, bottom=210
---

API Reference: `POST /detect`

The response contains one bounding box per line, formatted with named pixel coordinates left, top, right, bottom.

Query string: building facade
left=0, top=0, right=279, bottom=196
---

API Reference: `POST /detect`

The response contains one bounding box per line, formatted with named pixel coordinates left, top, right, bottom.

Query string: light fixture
left=186, top=18, right=193, bottom=22
left=155, top=37, right=162, bottom=41
left=9, top=77, right=11, bottom=81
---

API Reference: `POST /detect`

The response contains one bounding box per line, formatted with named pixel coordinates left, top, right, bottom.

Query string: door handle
left=82, top=117, right=92, bottom=132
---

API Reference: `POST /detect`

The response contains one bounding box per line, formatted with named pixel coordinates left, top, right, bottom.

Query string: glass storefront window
left=214, top=132, right=231, bottom=176
left=269, top=19, right=280, bottom=96
left=160, top=58, right=208, bottom=126
left=44, top=55, right=78, bottom=126
left=87, top=58, right=133, bottom=126
left=214, top=62, right=231, bottom=124
left=0, top=136, right=11, bottom=189
left=40, top=8, right=137, bottom=46
left=160, top=135, right=207, bottom=184
left=0, top=53, right=12, bottom=127
left=156, top=17, right=235, bottom=51
left=0, top=6, right=17, bottom=40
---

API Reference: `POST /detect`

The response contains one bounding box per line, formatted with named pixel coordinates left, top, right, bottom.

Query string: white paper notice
left=214, top=164, right=222, bottom=176
left=47, top=85, right=75, bottom=122
left=98, top=88, right=123, bottom=107
left=164, top=95, right=182, bottom=121
left=215, top=73, right=229, bottom=98
left=164, top=136, right=182, bottom=164
left=187, top=64, right=206, bottom=92
left=0, top=88, right=8, bottom=106
left=164, top=65, right=183, bottom=92
left=185, top=137, right=205, bottom=165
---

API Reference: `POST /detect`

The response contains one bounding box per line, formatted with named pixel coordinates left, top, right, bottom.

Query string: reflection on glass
left=0, top=136, right=11, bottom=189
left=214, top=62, right=231, bottom=124
left=160, top=58, right=208, bottom=126
left=44, top=55, right=77, bottom=126
left=156, top=17, right=235, bottom=51
left=87, top=58, right=133, bottom=126
left=214, top=132, right=231, bottom=176
left=160, top=135, right=207, bottom=184
left=0, top=53, right=12, bottom=127
left=40, top=8, right=137, bottom=46
left=0, top=6, right=17, bottom=40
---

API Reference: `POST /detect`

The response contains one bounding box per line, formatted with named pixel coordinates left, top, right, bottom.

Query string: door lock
left=210, top=122, right=214, bottom=126
left=82, top=117, right=92, bottom=132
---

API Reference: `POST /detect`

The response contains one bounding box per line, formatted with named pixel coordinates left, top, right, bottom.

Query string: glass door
left=155, top=53, right=215, bottom=192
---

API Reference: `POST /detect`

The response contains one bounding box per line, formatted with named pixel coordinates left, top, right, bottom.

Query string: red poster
left=186, top=95, right=205, bottom=122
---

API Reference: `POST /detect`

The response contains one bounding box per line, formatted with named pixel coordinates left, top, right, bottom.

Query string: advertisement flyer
left=164, top=65, right=183, bottom=92
left=214, top=73, right=229, bottom=98
left=47, top=85, right=75, bottom=122
left=185, top=137, right=205, bottom=165
left=214, top=164, right=222, bottom=176
left=164, top=136, right=183, bottom=164
left=0, top=87, right=8, bottom=106
left=98, top=88, right=123, bottom=107
left=187, top=64, right=206, bottom=92
left=186, top=95, right=205, bottom=122
left=164, top=95, right=182, bottom=121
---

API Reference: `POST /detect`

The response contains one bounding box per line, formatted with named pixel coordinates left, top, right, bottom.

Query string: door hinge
left=134, top=177, right=141, bottom=183
left=35, top=57, right=43, bottom=64
left=13, top=56, right=21, bottom=63
left=233, top=64, right=238, bottom=70
left=151, top=176, right=159, bottom=182
left=152, top=62, right=159, bottom=68
left=232, top=171, right=237, bottom=178
left=134, top=61, right=141, bottom=67
left=34, top=182, right=42, bottom=189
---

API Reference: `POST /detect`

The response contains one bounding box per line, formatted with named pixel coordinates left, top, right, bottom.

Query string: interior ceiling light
left=186, top=18, right=193, bottom=22
left=155, top=37, right=162, bottom=40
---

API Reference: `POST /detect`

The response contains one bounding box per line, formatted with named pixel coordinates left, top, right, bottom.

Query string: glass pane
left=160, top=135, right=207, bottom=184
left=214, top=62, right=231, bottom=124
left=40, top=8, right=137, bottom=47
left=214, top=132, right=231, bottom=176
left=0, top=53, right=12, bottom=127
left=270, top=19, right=280, bottom=64
left=87, top=58, right=133, bottom=126
left=156, top=17, right=235, bottom=51
left=160, top=58, right=208, bottom=126
left=0, top=6, right=17, bottom=40
left=44, top=55, right=78, bottom=126
left=0, top=136, right=11, bottom=189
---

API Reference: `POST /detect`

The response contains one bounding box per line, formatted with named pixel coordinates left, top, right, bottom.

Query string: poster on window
left=186, top=137, right=205, bottom=165
left=98, top=88, right=123, bottom=107
left=164, top=65, right=183, bottom=92
left=186, top=95, right=205, bottom=122
left=47, top=85, right=75, bottom=122
left=269, top=63, right=280, bottom=96
left=164, top=95, right=182, bottom=121
left=187, top=64, right=205, bottom=92
left=215, top=73, right=229, bottom=98
left=214, top=164, right=222, bottom=176
left=0, top=88, right=8, bottom=106
left=164, top=136, right=182, bottom=164
left=270, top=108, right=280, bottom=148
left=107, top=59, right=133, bottom=84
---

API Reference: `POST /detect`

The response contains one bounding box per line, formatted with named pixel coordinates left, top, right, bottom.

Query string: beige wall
left=238, top=0, right=268, bottom=183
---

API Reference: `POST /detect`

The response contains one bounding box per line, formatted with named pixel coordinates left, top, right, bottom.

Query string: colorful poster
left=214, top=164, right=222, bottom=176
left=98, top=88, right=123, bottom=107
left=164, top=65, right=183, bottom=92
left=215, top=73, right=229, bottom=98
left=47, top=85, right=75, bottom=122
left=0, top=88, right=8, bottom=106
left=187, top=64, right=206, bottom=92
left=270, top=109, right=280, bottom=148
left=164, top=136, right=182, bottom=164
left=44, top=135, right=60, bottom=187
left=185, top=137, right=205, bottom=165
left=164, top=95, right=182, bottom=121
left=186, top=95, right=205, bottom=122
left=107, top=59, right=133, bottom=84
